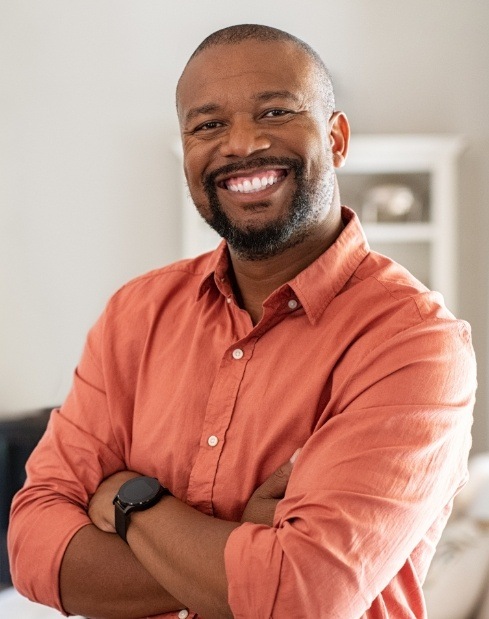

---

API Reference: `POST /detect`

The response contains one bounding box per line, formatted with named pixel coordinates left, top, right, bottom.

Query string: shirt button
left=288, top=299, right=298, bottom=310
left=232, top=348, right=244, bottom=360
left=178, top=610, right=189, bottom=619
left=207, top=435, right=219, bottom=447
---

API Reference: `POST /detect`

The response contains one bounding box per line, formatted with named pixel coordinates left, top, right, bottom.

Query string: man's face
left=177, top=40, right=337, bottom=260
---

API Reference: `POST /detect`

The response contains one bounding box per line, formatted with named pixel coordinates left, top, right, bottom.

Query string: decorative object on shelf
left=361, top=184, right=422, bottom=223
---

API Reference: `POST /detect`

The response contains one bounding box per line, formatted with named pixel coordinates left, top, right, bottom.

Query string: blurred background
left=1, top=0, right=488, bottom=452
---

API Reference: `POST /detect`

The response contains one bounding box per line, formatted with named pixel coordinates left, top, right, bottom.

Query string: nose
left=219, top=115, right=271, bottom=158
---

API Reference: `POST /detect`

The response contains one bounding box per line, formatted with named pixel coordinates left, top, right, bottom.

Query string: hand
left=88, top=470, right=141, bottom=533
left=241, top=449, right=300, bottom=527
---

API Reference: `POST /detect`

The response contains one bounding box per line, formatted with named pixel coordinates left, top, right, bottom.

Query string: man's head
left=176, top=24, right=349, bottom=261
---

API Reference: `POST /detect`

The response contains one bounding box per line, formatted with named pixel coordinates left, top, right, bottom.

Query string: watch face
left=118, top=477, right=161, bottom=506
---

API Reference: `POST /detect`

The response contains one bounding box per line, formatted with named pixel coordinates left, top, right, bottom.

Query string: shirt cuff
left=224, top=522, right=283, bottom=618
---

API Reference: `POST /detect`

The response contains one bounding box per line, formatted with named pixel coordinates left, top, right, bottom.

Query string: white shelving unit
left=338, top=135, right=465, bottom=313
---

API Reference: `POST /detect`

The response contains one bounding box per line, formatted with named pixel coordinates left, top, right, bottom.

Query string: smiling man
left=9, top=24, right=476, bottom=619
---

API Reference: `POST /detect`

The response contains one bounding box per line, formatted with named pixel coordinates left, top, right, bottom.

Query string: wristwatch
left=113, top=476, right=170, bottom=542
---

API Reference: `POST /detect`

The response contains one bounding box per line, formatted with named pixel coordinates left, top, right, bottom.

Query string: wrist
left=113, top=476, right=172, bottom=542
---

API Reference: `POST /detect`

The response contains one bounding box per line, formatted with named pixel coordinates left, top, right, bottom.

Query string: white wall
left=1, top=0, right=488, bottom=449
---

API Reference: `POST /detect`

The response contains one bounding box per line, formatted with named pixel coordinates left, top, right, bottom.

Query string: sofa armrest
left=0, top=408, right=52, bottom=585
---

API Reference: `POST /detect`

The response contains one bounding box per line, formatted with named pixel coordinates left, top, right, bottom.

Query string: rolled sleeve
left=225, top=319, right=476, bottom=617
left=8, top=312, right=125, bottom=613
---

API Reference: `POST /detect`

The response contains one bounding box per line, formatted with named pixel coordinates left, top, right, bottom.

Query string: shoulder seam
left=361, top=274, right=425, bottom=322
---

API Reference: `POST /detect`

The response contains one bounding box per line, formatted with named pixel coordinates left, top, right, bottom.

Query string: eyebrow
left=184, top=103, right=222, bottom=124
left=183, top=90, right=301, bottom=124
left=252, top=90, right=301, bottom=104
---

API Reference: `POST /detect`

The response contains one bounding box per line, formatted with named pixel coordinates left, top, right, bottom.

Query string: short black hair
left=179, top=24, right=335, bottom=115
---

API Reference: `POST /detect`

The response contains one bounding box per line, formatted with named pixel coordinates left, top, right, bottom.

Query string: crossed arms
left=60, top=458, right=295, bottom=618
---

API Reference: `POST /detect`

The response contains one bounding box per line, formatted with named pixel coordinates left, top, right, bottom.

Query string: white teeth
left=226, top=173, right=282, bottom=193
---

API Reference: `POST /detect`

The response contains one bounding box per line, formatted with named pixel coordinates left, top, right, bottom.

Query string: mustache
left=204, top=156, right=303, bottom=189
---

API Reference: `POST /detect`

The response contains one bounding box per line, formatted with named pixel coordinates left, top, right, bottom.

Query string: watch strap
left=114, top=499, right=131, bottom=542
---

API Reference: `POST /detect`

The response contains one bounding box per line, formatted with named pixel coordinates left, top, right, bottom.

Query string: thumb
left=257, top=448, right=301, bottom=500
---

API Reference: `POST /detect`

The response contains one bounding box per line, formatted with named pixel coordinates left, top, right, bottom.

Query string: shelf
left=362, top=222, right=436, bottom=243
left=341, top=134, right=466, bottom=172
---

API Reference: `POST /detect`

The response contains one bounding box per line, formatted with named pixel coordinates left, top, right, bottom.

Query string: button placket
left=185, top=337, right=255, bottom=513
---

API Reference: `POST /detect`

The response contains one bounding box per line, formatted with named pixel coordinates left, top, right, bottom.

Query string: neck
left=229, top=202, right=344, bottom=325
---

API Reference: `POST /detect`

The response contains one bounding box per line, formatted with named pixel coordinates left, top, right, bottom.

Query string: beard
left=197, top=156, right=335, bottom=261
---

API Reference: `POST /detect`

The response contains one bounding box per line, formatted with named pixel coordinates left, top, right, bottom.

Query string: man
left=8, top=24, right=476, bottom=618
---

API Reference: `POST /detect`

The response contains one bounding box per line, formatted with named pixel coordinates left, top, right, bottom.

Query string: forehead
left=177, top=40, right=318, bottom=119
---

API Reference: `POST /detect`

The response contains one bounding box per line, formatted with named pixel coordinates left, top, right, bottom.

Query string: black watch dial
left=118, top=476, right=162, bottom=506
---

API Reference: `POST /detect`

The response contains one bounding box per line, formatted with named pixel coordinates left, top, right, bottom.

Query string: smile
left=219, top=169, right=288, bottom=194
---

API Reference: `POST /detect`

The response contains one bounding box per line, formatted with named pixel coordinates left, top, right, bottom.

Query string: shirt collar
left=197, top=207, right=370, bottom=324
left=289, top=207, right=370, bottom=324
left=196, top=240, right=230, bottom=300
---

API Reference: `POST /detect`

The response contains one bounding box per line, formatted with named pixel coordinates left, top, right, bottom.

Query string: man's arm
left=8, top=308, right=186, bottom=617
left=60, top=459, right=295, bottom=619
left=59, top=470, right=186, bottom=618
left=8, top=411, right=186, bottom=619
left=60, top=524, right=184, bottom=619
left=129, top=496, right=237, bottom=619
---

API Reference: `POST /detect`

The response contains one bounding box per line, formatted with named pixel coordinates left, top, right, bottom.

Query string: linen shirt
left=9, top=207, right=476, bottom=618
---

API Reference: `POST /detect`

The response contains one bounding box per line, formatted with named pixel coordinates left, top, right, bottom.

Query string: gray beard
left=200, top=156, right=335, bottom=261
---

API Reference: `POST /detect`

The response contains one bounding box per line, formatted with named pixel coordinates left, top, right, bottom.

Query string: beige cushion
left=423, top=519, right=489, bottom=619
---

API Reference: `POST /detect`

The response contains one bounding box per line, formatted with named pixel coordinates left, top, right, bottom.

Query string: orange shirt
left=9, top=208, right=476, bottom=618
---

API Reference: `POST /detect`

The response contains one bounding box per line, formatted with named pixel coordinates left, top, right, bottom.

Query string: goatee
left=199, top=156, right=334, bottom=261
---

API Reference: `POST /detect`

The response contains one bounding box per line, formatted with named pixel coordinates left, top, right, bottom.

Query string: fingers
left=257, top=448, right=301, bottom=500
left=290, top=448, right=301, bottom=464
left=87, top=501, right=115, bottom=533
left=240, top=449, right=302, bottom=526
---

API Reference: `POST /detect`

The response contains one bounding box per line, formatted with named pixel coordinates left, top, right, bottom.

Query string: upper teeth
left=227, top=174, right=280, bottom=194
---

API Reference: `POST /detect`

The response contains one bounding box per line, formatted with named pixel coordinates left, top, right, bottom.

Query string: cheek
left=182, top=140, right=214, bottom=192
left=183, top=157, right=204, bottom=199
left=183, top=159, right=213, bottom=217
left=306, top=143, right=334, bottom=180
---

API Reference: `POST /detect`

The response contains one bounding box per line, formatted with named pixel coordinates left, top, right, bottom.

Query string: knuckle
left=274, top=466, right=287, bottom=479
left=274, top=463, right=291, bottom=479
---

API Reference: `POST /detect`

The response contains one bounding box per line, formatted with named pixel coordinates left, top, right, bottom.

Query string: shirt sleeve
left=8, top=310, right=126, bottom=614
left=224, top=318, right=476, bottom=618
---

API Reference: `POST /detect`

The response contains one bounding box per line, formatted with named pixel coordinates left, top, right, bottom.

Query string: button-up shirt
left=9, top=207, right=476, bottom=618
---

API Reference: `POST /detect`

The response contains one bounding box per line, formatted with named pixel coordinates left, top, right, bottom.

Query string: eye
left=193, top=120, right=224, bottom=132
left=262, top=109, right=293, bottom=118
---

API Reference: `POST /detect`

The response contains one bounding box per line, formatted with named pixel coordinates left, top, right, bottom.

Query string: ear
left=328, top=111, right=350, bottom=169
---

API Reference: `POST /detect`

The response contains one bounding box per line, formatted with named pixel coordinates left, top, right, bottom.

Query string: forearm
left=60, top=524, right=183, bottom=619
left=127, top=496, right=240, bottom=619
